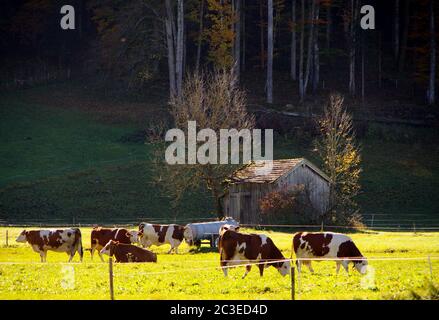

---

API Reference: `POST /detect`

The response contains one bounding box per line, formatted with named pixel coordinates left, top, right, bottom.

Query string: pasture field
left=0, top=227, right=438, bottom=300
left=1, top=86, right=439, bottom=225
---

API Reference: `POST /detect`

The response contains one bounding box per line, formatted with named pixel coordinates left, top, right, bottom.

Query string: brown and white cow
left=292, top=232, right=368, bottom=275
left=138, top=223, right=184, bottom=254
left=100, top=240, right=157, bottom=263
left=219, top=224, right=240, bottom=236
left=90, top=227, right=139, bottom=261
left=16, top=228, right=83, bottom=262
left=219, top=230, right=290, bottom=278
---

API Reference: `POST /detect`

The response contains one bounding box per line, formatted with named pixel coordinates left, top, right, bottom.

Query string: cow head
left=353, top=257, right=368, bottom=274
left=16, top=230, right=28, bottom=243
left=219, top=224, right=240, bottom=236
left=126, top=230, right=140, bottom=244
left=276, top=260, right=291, bottom=277
left=183, top=226, right=194, bottom=246
left=100, top=240, right=118, bottom=256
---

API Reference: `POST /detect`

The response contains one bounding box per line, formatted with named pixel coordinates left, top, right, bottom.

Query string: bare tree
left=299, top=0, right=305, bottom=102
left=315, top=93, right=362, bottom=224
left=267, top=0, right=274, bottom=103
left=242, top=0, right=246, bottom=72
left=153, top=70, right=255, bottom=218
left=176, top=0, right=184, bottom=96
left=312, top=1, right=320, bottom=94
left=304, top=0, right=316, bottom=93
left=291, top=0, right=297, bottom=80
left=165, top=0, right=184, bottom=100
left=195, top=0, right=205, bottom=72
left=348, top=0, right=359, bottom=96
left=234, top=0, right=242, bottom=81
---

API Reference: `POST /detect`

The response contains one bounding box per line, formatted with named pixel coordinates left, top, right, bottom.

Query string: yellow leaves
left=204, top=0, right=235, bottom=68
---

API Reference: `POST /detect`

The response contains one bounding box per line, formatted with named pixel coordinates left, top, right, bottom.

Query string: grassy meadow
left=0, top=227, right=438, bottom=300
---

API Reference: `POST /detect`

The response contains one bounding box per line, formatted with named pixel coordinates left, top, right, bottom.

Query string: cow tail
left=73, top=228, right=84, bottom=260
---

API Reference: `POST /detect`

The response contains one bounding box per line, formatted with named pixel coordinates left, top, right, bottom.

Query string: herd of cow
left=14, top=221, right=368, bottom=278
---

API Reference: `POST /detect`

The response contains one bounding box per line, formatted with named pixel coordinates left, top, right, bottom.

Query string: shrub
left=259, top=185, right=318, bottom=224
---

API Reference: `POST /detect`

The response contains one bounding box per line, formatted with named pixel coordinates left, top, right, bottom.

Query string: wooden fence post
left=320, top=221, right=324, bottom=232
left=291, top=265, right=295, bottom=300
left=428, top=256, right=433, bottom=281
left=109, top=257, right=114, bottom=300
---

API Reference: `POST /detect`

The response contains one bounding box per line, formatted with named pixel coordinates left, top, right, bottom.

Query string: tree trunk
left=312, top=2, right=320, bottom=94
left=176, top=0, right=184, bottom=97
left=234, top=0, right=241, bottom=81
left=196, top=0, right=204, bottom=72
left=304, top=0, right=316, bottom=93
left=299, top=0, right=305, bottom=102
left=267, top=0, right=274, bottom=104
left=398, top=0, right=410, bottom=72
left=260, top=0, right=265, bottom=69
left=165, top=0, right=177, bottom=100
left=349, top=0, right=358, bottom=96
left=291, top=0, right=297, bottom=80
left=361, top=34, right=365, bottom=105
left=428, top=0, right=436, bottom=105
left=242, top=0, right=246, bottom=72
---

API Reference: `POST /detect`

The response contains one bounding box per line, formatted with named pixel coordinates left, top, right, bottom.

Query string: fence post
left=291, top=265, right=295, bottom=300
left=371, top=215, right=374, bottom=228
left=6, top=230, right=8, bottom=247
left=428, top=256, right=433, bottom=281
left=109, top=257, right=114, bottom=300
left=320, top=221, right=324, bottom=232
left=413, top=223, right=416, bottom=234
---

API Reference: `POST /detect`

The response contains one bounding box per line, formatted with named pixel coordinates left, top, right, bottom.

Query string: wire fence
left=2, top=218, right=439, bottom=231
left=0, top=255, right=436, bottom=300
left=0, top=223, right=437, bottom=299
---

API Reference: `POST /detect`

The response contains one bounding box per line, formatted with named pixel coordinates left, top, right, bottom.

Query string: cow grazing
left=219, top=230, right=290, bottom=279
left=100, top=240, right=157, bottom=263
left=138, top=223, right=184, bottom=254
left=16, top=228, right=83, bottom=262
left=90, top=227, right=139, bottom=262
left=292, top=232, right=368, bottom=275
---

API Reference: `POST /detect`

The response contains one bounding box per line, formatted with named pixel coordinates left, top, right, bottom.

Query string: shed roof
left=228, top=158, right=331, bottom=184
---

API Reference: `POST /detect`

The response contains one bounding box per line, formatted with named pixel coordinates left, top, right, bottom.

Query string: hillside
left=0, top=83, right=438, bottom=227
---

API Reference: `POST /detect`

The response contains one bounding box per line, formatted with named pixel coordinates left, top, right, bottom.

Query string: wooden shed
left=221, top=158, right=331, bottom=224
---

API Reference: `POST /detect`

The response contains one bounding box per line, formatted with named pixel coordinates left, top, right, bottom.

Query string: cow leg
left=90, top=245, right=96, bottom=261
left=341, top=261, right=349, bottom=274
left=258, top=264, right=265, bottom=277
left=221, top=261, right=229, bottom=277
left=296, top=260, right=302, bottom=274
left=40, top=251, right=47, bottom=262
left=305, top=261, right=314, bottom=273
left=242, top=265, right=252, bottom=279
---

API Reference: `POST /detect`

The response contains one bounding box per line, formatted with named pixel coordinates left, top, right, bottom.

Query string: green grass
left=0, top=228, right=438, bottom=300
left=0, top=84, right=439, bottom=224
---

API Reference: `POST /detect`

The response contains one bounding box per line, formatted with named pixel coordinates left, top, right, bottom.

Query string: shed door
left=240, top=193, right=252, bottom=224
left=229, top=194, right=239, bottom=220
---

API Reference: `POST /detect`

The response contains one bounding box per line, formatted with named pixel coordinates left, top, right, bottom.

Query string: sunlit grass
left=0, top=227, right=438, bottom=300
